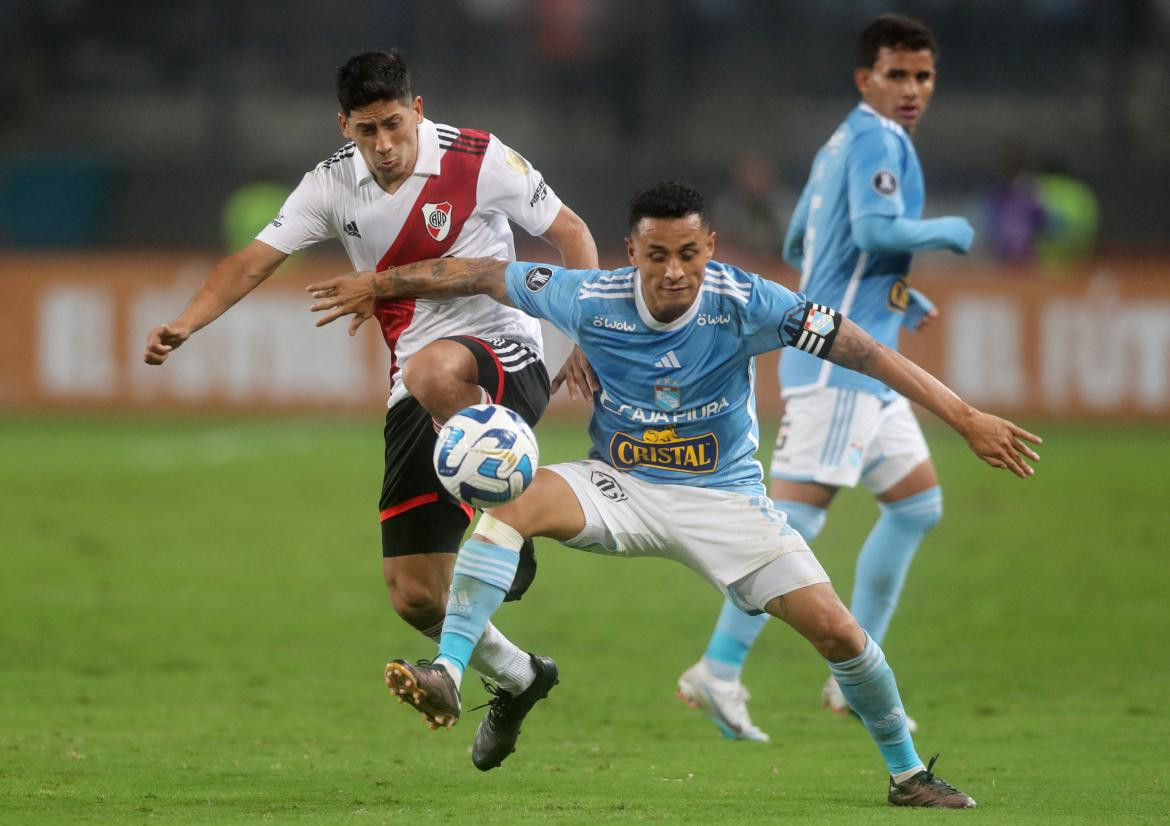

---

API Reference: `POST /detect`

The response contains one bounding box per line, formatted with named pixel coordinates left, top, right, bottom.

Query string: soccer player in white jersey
left=143, top=50, right=598, bottom=770
left=308, top=181, right=1040, bottom=807
left=680, top=14, right=978, bottom=741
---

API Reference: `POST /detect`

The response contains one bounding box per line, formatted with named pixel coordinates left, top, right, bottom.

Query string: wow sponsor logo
left=608, top=426, right=718, bottom=474
left=592, top=316, right=637, bottom=332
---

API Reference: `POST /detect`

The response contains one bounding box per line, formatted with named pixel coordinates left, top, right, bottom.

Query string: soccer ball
left=433, top=404, right=539, bottom=509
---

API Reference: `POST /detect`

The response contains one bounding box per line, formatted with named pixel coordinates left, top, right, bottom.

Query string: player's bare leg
left=401, top=337, right=539, bottom=600
left=680, top=478, right=838, bottom=741
left=383, top=552, right=454, bottom=633
left=816, top=458, right=939, bottom=727
left=385, top=471, right=584, bottom=763
left=765, top=582, right=974, bottom=808
left=402, top=339, right=486, bottom=423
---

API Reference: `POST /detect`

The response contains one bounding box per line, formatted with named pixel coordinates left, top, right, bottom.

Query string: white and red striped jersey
left=257, top=118, right=562, bottom=407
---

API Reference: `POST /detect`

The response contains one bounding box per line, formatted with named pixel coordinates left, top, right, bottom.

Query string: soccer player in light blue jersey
left=308, top=181, right=1039, bottom=807
left=681, top=14, right=977, bottom=741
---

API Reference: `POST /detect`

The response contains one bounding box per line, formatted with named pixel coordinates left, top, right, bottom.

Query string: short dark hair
left=856, top=14, right=938, bottom=68
left=628, top=181, right=707, bottom=233
left=335, top=50, right=413, bottom=115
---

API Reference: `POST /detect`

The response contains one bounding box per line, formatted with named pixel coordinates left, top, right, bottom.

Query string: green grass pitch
left=2, top=414, right=1168, bottom=824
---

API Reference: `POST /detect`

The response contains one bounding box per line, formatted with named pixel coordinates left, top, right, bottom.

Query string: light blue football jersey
left=506, top=259, right=837, bottom=497
left=781, top=103, right=924, bottom=401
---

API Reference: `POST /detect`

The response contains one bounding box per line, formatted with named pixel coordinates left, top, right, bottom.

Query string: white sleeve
left=255, top=170, right=336, bottom=253
left=475, top=136, right=564, bottom=237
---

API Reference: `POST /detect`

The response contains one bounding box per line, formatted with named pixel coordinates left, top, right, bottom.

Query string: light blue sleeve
left=782, top=183, right=812, bottom=270
left=741, top=276, right=807, bottom=357
left=847, top=127, right=906, bottom=221
left=504, top=261, right=586, bottom=341
left=902, top=287, right=935, bottom=331
left=852, top=214, right=974, bottom=254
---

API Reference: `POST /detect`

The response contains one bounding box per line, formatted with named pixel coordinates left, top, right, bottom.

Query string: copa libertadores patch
left=795, top=302, right=841, bottom=356
left=524, top=265, right=554, bottom=292
left=871, top=169, right=898, bottom=196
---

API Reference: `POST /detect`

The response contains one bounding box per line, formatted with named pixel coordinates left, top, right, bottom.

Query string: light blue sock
left=828, top=633, right=922, bottom=775
left=701, top=500, right=827, bottom=681
left=851, top=487, right=942, bottom=644
left=438, top=539, right=519, bottom=676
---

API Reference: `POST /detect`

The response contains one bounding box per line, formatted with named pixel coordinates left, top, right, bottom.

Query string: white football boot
left=677, top=660, right=770, bottom=742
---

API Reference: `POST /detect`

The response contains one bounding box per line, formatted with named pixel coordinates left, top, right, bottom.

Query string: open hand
left=307, top=272, right=375, bottom=336
left=550, top=345, right=598, bottom=400
left=963, top=412, right=1042, bottom=478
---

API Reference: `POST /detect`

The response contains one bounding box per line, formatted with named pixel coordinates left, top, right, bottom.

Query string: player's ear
left=706, top=230, right=716, bottom=257
left=338, top=112, right=349, bottom=139
left=625, top=236, right=636, bottom=266
left=412, top=96, right=424, bottom=122
left=853, top=67, right=870, bottom=96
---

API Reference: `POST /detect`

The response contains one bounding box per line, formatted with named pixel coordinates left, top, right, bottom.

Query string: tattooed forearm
left=826, top=319, right=882, bottom=374
left=370, top=257, right=508, bottom=302
left=825, top=316, right=973, bottom=432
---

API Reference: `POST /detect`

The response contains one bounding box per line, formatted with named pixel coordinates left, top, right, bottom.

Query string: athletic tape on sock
left=475, top=513, right=524, bottom=551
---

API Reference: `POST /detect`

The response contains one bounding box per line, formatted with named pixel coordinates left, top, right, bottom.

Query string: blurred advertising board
left=1, top=253, right=1168, bottom=419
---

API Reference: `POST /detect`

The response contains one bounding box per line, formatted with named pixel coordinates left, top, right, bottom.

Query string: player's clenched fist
left=144, top=323, right=191, bottom=365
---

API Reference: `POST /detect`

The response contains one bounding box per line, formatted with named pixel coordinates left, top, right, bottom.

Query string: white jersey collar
left=856, top=103, right=907, bottom=137
left=633, top=267, right=704, bottom=332
left=351, top=118, right=441, bottom=186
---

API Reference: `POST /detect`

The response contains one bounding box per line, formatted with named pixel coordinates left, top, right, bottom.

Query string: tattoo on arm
left=826, top=319, right=881, bottom=374
left=370, top=257, right=507, bottom=302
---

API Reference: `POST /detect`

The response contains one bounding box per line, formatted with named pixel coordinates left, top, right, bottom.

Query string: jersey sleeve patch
left=524, top=265, right=554, bottom=292
left=871, top=169, right=898, bottom=196
left=793, top=302, right=842, bottom=357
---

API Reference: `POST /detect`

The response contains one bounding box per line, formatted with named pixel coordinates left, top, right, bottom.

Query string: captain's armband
left=793, top=302, right=843, bottom=357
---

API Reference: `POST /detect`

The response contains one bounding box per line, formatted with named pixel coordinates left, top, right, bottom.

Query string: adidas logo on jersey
left=654, top=351, right=682, bottom=369
left=343, top=221, right=361, bottom=238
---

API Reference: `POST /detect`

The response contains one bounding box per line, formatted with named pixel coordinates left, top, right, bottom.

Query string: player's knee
left=882, top=486, right=943, bottom=531
left=402, top=342, right=476, bottom=406
left=806, top=608, right=865, bottom=661
left=384, top=571, right=446, bottom=629
left=478, top=468, right=563, bottom=539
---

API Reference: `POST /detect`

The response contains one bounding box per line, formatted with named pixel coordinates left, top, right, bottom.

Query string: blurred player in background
left=679, top=14, right=976, bottom=741
left=308, top=180, right=1040, bottom=807
left=143, top=49, right=598, bottom=770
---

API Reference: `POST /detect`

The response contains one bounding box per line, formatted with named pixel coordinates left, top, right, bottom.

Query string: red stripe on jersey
left=373, top=128, right=490, bottom=386
left=459, top=503, right=474, bottom=521
left=379, top=492, right=439, bottom=522
left=467, top=336, right=505, bottom=403
left=376, top=298, right=417, bottom=390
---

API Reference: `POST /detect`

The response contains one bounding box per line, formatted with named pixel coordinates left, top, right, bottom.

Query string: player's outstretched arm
left=307, top=258, right=511, bottom=335
left=826, top=317, right=1041, bottom=477
left=852, top=214, right=974, bottom=255
left=144, top=240, right=287, bottom=365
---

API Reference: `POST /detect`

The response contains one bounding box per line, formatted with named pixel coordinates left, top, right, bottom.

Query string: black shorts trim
left=440, top=335, right=550, bottom=427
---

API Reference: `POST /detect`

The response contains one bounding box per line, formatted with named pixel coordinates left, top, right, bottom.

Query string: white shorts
left=544, top=460, right=830, bottom=613
left=770, top=388, right=930, bottom=494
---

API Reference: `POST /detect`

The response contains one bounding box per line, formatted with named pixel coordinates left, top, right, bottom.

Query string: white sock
left=433, top=656, right=464, bottom=690
left=892, top=765, right=927, bottom=784
left=469, top=622, right=537, bottom=694
left=418, top=619, right=534, bottom=694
